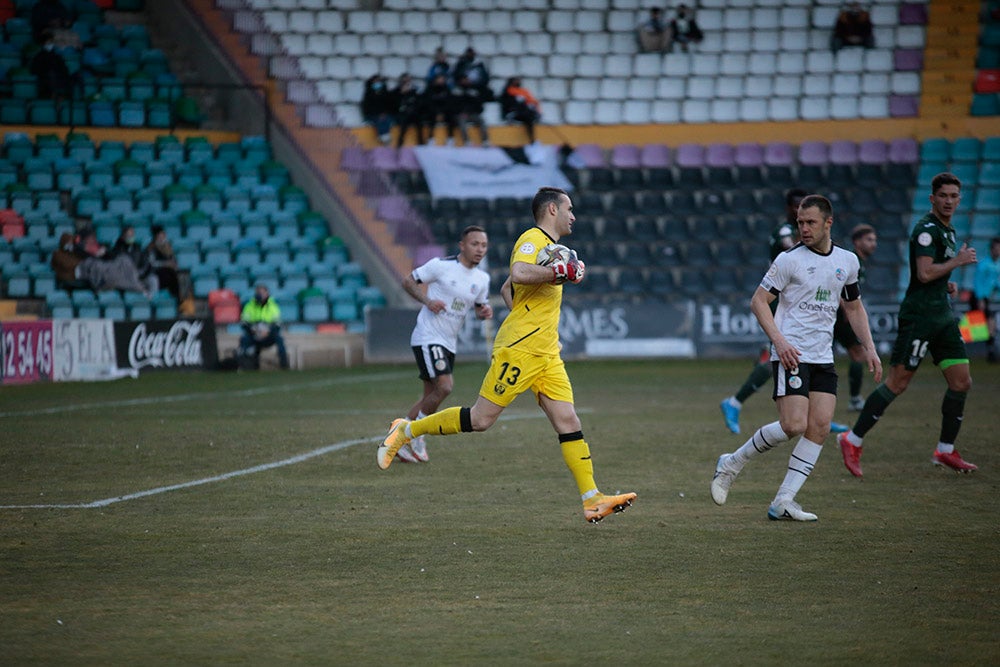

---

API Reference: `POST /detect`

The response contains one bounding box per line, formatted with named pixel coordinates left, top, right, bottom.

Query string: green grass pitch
left=2, top=359, right=998, bottom=665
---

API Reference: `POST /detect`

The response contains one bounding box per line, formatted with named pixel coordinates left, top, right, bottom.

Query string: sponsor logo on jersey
left=835, top=268, right=846, bottom=281
left=815, top=286, right=832, bottom=302
left=493, top=383, right=506, bottom=395
left=788, top=375, right=802, bottom=389
left=917, top=232, right=933, bottom=247
left=519, top=242, right=536, bottom=255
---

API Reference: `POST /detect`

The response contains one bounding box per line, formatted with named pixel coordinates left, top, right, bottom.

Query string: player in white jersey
left=710, top=195, right=882, bottom=521
left=397, top=225, right=492, bottom=463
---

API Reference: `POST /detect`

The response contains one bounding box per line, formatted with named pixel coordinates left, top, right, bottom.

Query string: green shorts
left=833, top=308, right=861, bottom=350
left=890, top=314, right=967, bottom=370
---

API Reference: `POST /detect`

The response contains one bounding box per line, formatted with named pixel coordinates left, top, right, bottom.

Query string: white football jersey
left=409, top=256, right=490, bottom=352
left=760, top=243, right=860, bottom=364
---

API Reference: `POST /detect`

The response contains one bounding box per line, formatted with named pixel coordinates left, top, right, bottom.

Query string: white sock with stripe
left=776, top=437, right=823, bottom=501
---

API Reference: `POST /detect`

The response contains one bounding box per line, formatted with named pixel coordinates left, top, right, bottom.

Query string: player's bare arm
left=750, top=286, right=799, bottom=370
left=510, top=260, right=557, bottom=285
left=914, top=245, right=977, bottom=284
left=500, top=276, right=513, bottom=309
left=402, top=273, right=445, bottom=313
left=841, top=297, right=883, bottom=383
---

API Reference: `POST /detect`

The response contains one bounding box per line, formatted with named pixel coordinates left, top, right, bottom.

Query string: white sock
left=726, top=396, right=741, bottom=408
left=776, top=437, right=823, bottom=501
left=936, top=442, right=954, bottom=454
left=417, top=411, right=427, bottom=419
left=844, top=430, right=863, bottom=448
left=728, top=421, right=790, bottom=471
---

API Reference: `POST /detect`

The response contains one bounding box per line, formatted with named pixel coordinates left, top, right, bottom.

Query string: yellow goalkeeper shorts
left=478, top=346, right=575, bottom=407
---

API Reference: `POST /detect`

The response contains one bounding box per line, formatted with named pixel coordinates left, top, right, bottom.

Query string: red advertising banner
left=1, top=320, right=54, bottom=385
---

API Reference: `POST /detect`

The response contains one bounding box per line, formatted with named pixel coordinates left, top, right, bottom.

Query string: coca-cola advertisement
left=114, top=319, right=218, bottom=373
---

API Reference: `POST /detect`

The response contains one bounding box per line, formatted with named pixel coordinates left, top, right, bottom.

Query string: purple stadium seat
left=369, top=146, right=399, bottom=171
left=829, top=140, right=859, bottom=165
left=412, top=244, right=445, bottom=269
left=639, top=144, right=671, bottom=168
left=763, top=141, right=794, bottom=166
left=888, top=137, right=919, bottom=164
left=705, top=143, right=735, bottom=167
left=398, top=147, right=420, bottom=170
left=899, top=3, right=928, bottom=25
left=570, top=143, right=607, bottom=168
left=889, top=95, right=919, bottom=117
left=734, top=143, right=764, bottom=167
left=858, top=139, right=889, bottom=164
left=610, top=144, right=641, bottom=169
left=675, top=143, right=705, bottom=168
left=894, top=48, right=923, bottom=71
left=340, top=147, right=371, bottom=170
left=798, top=141, right=829, bottom=166
left=376, top=195, right=410, bottom=223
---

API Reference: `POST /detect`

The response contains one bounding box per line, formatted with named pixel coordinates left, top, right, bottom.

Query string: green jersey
left=769, top=221, right=797, bottom=261
left=901, top=212, right=956, bottom=317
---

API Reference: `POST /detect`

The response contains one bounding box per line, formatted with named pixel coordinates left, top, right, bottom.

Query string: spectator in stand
left=421, top=73, right=458, bottom=146
left=52, top=228, right=150, bottom=295
left=670, top=4, right=704, bottom=52
left=637, top=7, right=671, bottom=53
left=31, top=31, right=80, bottom=102
left=500, top=77, right=542, bottom=145
left=453, top=74, right=492, bottom=147
left=239, top=283, right=289, bottom=370
left=51, top=231, right=91, bottom=290
left=425, top=47, right=450, bottom=84
left=112, top=225, right=158, bottom=295
left=970, top=236, right=1000, bottom=362
left=452, top=47, right=489, bottom=89
left=361, top=74, right=395, bottom=145
left=146, top=224, right=180, bottom=298
left=30, top=0, right=72, bottom=44
left=392, top=73, right=424, bottom=148
left=831, top=2, right=875, bottom=52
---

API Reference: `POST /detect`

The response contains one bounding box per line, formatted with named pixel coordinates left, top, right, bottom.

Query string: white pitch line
left=0, top=411, right=564, bottom=510
left=0, top=371, right=410, bottom=418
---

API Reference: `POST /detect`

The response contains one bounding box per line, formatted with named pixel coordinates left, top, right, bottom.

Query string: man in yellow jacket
left=240, top=283, right=289, bottom=369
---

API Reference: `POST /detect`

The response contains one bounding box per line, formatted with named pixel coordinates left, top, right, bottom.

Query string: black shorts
left=412, top=344, right=455, bottom=381
left=772, top=362, right=838, bottom=399
left=833, top=307, right=861, bottom=350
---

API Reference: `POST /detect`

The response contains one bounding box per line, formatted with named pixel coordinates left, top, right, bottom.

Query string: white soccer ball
left=536, top=243, right=576, bottom=267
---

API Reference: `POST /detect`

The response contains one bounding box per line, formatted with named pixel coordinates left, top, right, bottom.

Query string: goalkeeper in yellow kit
left=378, top=187, right=637, bottom=523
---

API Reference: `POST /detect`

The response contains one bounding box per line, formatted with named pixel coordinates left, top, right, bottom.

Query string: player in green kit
left=377, top=187, right=637, bottom=524
left=838, top=173, right=980, bottom=475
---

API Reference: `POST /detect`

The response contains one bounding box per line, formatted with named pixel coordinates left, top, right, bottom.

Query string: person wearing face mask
left=31, top=30, right=79, bottom=102
left=239, top=284, right=289, bottom=370
left=391, top=73, right=424, bottom=148
left=831, top=2, right=875, bottom=52
left=500, top=76, right=541, bottom=145
left=112, top=225, right=158, bottom=295
left=145, top=225, right=180, bottom=298
left=361, top=74, right=395, bottom=145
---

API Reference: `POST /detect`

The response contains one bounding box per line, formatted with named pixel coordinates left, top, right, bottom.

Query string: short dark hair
left=785, top=188, right=808, bottom=206
left=151, top=225, right=164, bottom=235
left=531, top=187, right=568, bottom=222
left=850, top=223, right=876, bottom=242
left=461, top=225, right=486, bottom=239
left=799, top=194, right=833, bottom=218
left=931, top=172, right=961, bottom=193
left=990, top=236, right=1000, bottom=247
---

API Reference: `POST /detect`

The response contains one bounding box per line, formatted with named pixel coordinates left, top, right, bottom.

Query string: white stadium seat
left=681, top=99, right=711, bottom=124
left=710, top=99, right=740, bottom=123
left=663, top=54, right=692, bottom=77
left=516, top=55, right=546, bottom=77
left=686, top=76, right=715, bottom=100
left=864, top=49, right=895, bottom=73
left=280, top=34, right=306, bottom=56
left=691, top=54, right=719, bottom=76
left=891, top=71, right=921, bottom=95
left=539, top=78, right=568, bottom=100
left=547, top=11, right=574, bottom=32
left=626, top=76, right=658, bottom=100
left=748, top=52, right=777, bottom=75
left=776, top=52, right=806, bottom=75
left=388, top=33, right=415, bottom=56
left=317, top=12, right=344, bottom=33
left=780, top=30, right=809, bottom=52
left=563, top=100, right=594, bottom=124
left=346, top=11, right=375, bottom=34
left=739, top=98, right=768, bottom=122
left=803, top=74, right=832, bottom=96
left=374, top=11, right=401, bottom=33
left=575, top=11, right=604, bottom=32
left=634, top=53, right=663, bottom=78
left=752, top=30, right=781, bottom=52
left=832, top=73, right=862, bottom=96
left=744, top=75, right=774, bottom=98
left=720, top=53, right=749, bottom=76
left=724, top=8, right=752, bottom=30
left=306, top=34, right=335, bottom=57
left=812, top=6, right=839, bottom=29
left=298, top=57, right=324, bottom=79
left=752, top=8, right=780, bottom=30
left=427, top=12, right=457, bottom=33
left=401, top=12, right=428, bottom=33
left=554, top=33, right=583, bottom=55
left=351, top=56, right=380, bottom=79
left=459, top=11, right=487, bottom=33
left=381, top=56, right=408, bottom=79
left=861, top=72, right=891, bottom=94
left=287, top=10, right=314, bottom=33
left=524, top=33, right=554, bottom=56
left=622, top=100, right=652, bottom=124
left=859, top=96, right=889, bottom=119
left=723, top=31, right=752, bottom=54
left=607, top=10, right=636, bottom=32
left=836, top=48, right=865, bottom=73
left=570, top=78, right=600, bottom=100
left=807, top=51, right=835, bottom=73
left=324, top=56, right=352, bottom=79
left=316, top=80, right=342, bottom=104
left=800, top=97, right=830, bottom=120
left=650, top=100, right=681, bottom=123
left=768, top=97, right=799, bottom=121
left=600, top=78, right=629, bottom=100
left=336, top=34, right=363, bottom=57
left=773, top=76, right=803, bottom=97
left=547, top=54, right=576, bottom=78
left=262, top=10, right=287, bottom=32
left=830, top=96, right=860, bottom=120
left=487, top=10, right=514, bottom=33
left=604, top=55, right=632, bottom=78
left=582, top=33, right=612, bottom=54
left=608, top=33, right=636, bottom=54
left=896, top=25, right=926, bottom=49
left=656, top=77, right=686, bottom=99
left=513, top=12, right=543, bottom=33
left=497, top=32, right=525, bottom=56
left=780, top=7, right=810, bottom=29
left=576, top=54, right=604, bottom=78
left=715, top=76, right=744, bottom=98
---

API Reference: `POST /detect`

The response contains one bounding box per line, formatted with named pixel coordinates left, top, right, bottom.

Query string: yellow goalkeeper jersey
left=493, top=226, right=563, bottom=357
